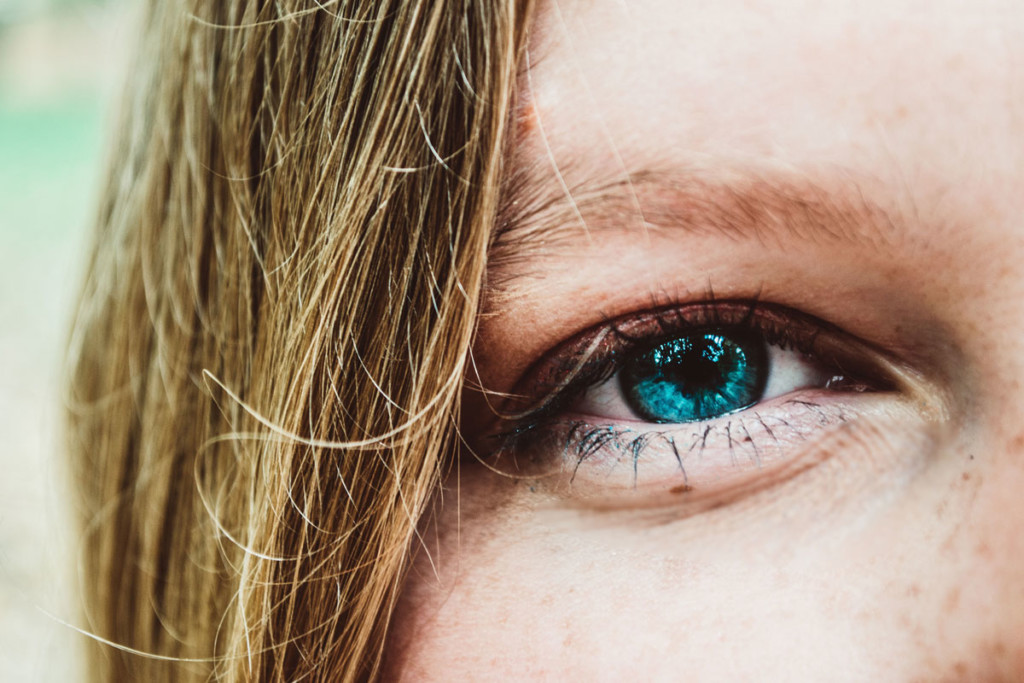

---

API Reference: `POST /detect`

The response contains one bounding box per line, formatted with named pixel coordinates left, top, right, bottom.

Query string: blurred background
left=0, top=0, right=135, bottom=677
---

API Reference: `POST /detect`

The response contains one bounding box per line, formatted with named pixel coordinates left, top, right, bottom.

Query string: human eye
left=481, top=299, right=924, bottom=505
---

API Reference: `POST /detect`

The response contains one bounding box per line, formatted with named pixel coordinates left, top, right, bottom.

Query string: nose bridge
left=988, top=330, right=1024, bottom=456
left=895, top=228, right=1024, bottom=668
left=899, top=175, right=1024, bottom=445
left=957, top=235, right=1024, bottom=444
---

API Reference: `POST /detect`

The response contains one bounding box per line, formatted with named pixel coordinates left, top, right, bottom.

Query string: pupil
left=620, top=331, right=768, bottom=423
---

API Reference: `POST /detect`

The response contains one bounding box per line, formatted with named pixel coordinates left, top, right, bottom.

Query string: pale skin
left=386, top=1, right=1024, bottom=679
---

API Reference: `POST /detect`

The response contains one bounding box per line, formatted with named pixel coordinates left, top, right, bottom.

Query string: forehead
left=513, top=0, right=1024, bottom=232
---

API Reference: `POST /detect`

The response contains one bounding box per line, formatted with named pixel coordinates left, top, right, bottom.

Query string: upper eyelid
left=493, top=300, right=890, bottom=425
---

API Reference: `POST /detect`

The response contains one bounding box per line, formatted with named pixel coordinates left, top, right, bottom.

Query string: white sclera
left=573, top=342, right=832, bottom=422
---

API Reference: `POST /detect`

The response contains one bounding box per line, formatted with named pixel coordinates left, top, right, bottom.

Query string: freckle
left=975, top=542, right=992, bottom=558
left=669, top=484, right=693, bottom=494
left=961, top=472, right=971, bottom=481
left=1012, top=433, right=1024, bottom=450
left=906, top=583, right=921, bottom=598
left=944, top=586, right=961, bottom=614
left=953, top=662, right=968, bottom=676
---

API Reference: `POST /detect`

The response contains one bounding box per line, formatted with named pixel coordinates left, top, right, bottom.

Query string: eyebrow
left=489, top=162, right=903, bottom=277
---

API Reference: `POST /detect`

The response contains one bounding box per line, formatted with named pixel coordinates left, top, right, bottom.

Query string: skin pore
left=387, top=0, right=1024, bottom=679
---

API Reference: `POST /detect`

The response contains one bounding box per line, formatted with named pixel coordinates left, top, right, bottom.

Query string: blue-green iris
left=620, top=331, right=768, bottom=423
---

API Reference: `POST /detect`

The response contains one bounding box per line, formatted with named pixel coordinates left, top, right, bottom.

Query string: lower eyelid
left=494, top=390, right=894, bottom=505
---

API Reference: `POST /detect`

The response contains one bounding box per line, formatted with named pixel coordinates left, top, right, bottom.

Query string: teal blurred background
left=0, top=0, right=134, bottom=677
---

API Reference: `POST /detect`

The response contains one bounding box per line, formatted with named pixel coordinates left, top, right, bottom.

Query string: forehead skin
left=527, top=0, right=1022, bottom=186
left=387, top=1, right=1024, bottom=680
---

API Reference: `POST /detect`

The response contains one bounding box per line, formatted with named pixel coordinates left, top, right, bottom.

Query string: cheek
left=387, top=486, right=866, bottom=680
left=384, top=472, right=578, bottom=678
left=920, top=436, right=1024, bottom=676
left=386, top=427, right=1024, bottom=681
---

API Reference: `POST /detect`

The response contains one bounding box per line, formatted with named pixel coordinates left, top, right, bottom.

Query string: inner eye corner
left=825, top=344, right=906, bottom=394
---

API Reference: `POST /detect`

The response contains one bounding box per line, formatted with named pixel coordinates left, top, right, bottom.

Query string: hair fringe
left=64, top=1, right=534, bottom=679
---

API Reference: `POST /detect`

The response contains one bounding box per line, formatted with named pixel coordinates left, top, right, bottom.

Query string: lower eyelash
left=491, top=399, right=852, bottom=488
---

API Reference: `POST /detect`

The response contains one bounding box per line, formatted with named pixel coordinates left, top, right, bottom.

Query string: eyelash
left=485, top=299, right=895, bottom=483
left=496, top=401, right=845, bottom=487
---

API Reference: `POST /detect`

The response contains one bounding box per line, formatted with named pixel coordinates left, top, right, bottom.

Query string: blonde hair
left=66, top=1, right=531, bottom=679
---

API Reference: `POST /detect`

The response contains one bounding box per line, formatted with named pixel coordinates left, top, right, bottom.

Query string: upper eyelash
left=494, top=299, right=872, bottom=427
